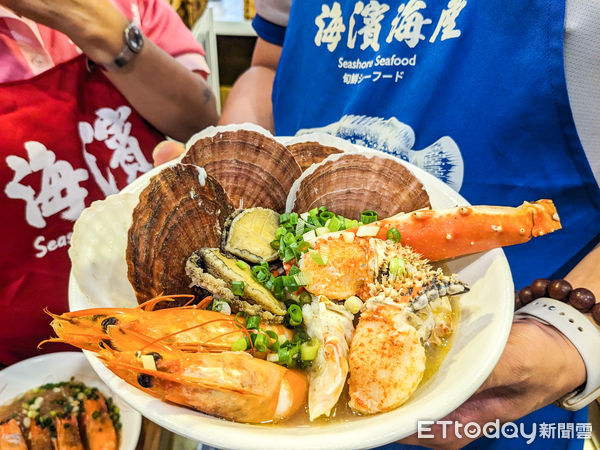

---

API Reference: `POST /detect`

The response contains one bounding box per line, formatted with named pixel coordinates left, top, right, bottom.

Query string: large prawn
left=298, top=200, right=561, bottom=415
left=43, top=297, right=307, bottom=424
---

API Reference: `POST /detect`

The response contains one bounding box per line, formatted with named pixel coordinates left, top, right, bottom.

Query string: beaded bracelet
left=516, top=278, right=600, bottom=325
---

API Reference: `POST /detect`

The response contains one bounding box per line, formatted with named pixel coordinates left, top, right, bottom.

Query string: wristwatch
left=515, top=298, right=600, bottom=410
left=102, top=22, right=144, bottom=71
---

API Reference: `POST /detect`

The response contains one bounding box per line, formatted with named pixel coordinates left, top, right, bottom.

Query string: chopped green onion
left=297, top=241, right=312, bottom=253
left=356, top=225, right=380, bottom=237
left=360, top=210, right=379, bottom=224
left=344, top=218, right=359, bottom=229
left=279, top=212, right=291, bottom=224
left=288, top=265, right=301, bottom=276
left=283, top=246, right=296, bottom=262
left=231, top=280, right=245, bottom=296
left=292, top=329, right=310, bottom=344
left=252, top=333, right=269, bottom=352
left=389, top=257, right=406, bottom=277
left=300, top=339, right=321, bottom=361
left=295, top=218, right=305, bottom=236
left=251, top=265, right=270, bottom=283
left=283, top=275, right=299, bottom=292
left=275, top=226, right=287, bottom=238
left=278, top=347, right=292, bottom=366
left=293, top=271, right=312, bottom=286
left=344, top=295, right=364, bottom=314
left=236, top=260, right=249, bottom=270
left=264, top=275, right=275, bottom=290
left=387, top=227, right=401, bottom=243
left=231, top=338, right=247, bottom=352
left=326, top=216, right=341, bottom=232
left=245, top=315, right=260, bottom=330
left=309, top=250, right=327, bottom=265
left=299, top=291, right=312, bottom=305
left=315, top=226, right=329, bottom=237
left=303, top=229, right=316, bottom=241
left=270, top=239, right=281, bottom=250
left=283, top=232, right=296, bottom=246
left=287, top=304, right=303, bottom=326
left=319, top=211, right=334, bottom=225
left=289, top=212, right=298, bottom=225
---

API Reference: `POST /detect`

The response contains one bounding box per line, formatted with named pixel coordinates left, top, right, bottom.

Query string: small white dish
left=0, top=352, right=141, bottom=450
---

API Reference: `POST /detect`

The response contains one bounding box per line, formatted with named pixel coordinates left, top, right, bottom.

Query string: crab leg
left=315, top=200, right=561, bottom=262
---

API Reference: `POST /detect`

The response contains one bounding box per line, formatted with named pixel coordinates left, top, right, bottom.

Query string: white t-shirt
left=256, top=0, right=600, bottom=185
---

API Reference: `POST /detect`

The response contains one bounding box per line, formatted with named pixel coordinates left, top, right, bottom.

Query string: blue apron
left=254, top=0, right=599, bottom=448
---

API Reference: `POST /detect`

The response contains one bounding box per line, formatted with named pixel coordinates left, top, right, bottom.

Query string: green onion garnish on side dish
left=387, top=227, right=401, bottom=243
left=360, top=210, right=379, bottom=224
left=231, top=280, right=245, bottom=296
left=231, top=338, right=248, bottom=352
left=287, top=304, right=303, bottom=326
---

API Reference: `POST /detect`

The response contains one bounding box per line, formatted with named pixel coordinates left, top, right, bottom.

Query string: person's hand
left=401, top=318, right=586, bottom=449
left=0, top=0, right=128, bottom=64
left=152, top=141, right=185, bottom=167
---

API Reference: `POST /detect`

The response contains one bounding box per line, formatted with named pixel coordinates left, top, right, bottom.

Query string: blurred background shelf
left=192, top=0, right=257, bottom=112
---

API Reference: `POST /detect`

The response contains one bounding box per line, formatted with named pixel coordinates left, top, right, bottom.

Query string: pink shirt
left=0, top=0, right=210, bottom=83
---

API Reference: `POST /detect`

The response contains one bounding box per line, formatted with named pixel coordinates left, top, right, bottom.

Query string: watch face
left=126, top=24, right=144, bottom=53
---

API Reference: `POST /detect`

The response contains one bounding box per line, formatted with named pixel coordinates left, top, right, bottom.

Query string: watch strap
left=515, top=298, right=600, bottom=410
left=102, top=22, right=143, bottom=72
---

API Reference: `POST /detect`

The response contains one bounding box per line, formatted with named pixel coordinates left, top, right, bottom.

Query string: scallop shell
left=286, top=150, right=431, bottom=219
left=181, top=124, right=302, bottom=212
left=126, top=164, right=234, bottom=303
left=286, top=141, right=344, bottom=171
left=69, top=193, right=139, bottom=309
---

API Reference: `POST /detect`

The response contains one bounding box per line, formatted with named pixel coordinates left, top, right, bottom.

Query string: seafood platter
left=0, top=352, right=141, bottom=450
left=56, top=124, right=561, bottom=449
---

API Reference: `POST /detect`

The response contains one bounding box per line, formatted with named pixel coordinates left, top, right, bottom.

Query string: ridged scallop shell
left=286, top=150, right=431, bottom=219
left=287, top=143, right=343, bottom=171
left=126, top=164, right=234, bottom=303
left=69, top=193, right=139, bottom=309
left=181, top=124, right=302, bottom=212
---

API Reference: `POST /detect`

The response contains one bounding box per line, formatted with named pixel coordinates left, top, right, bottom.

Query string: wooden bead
left=548, top=279, right=572, bottom=302
left=530, top=278, right=551, bottom=299
left=518, top=287, right=534, bottom=306
left=569, top=288, right=596, bottom=312
left=591, top=303, right=600, bottom=326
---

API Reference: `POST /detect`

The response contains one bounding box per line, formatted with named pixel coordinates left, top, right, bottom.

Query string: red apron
left=0, top=55, right=164, bottom=365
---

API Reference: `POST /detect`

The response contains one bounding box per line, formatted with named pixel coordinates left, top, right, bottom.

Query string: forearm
left=4, top=0, right=218, bottom=141
left=104, top=41, right=218, bottom=141
left=218, top=66, right=276, bottom=132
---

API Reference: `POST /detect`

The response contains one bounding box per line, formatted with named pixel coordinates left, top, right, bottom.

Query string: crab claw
left=348, top=302, right=425, bottom=414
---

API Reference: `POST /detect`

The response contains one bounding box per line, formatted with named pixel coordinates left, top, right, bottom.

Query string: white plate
left=0, top=352, right=141, bottom=450
left=68, top=140, right=514, bottom=450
